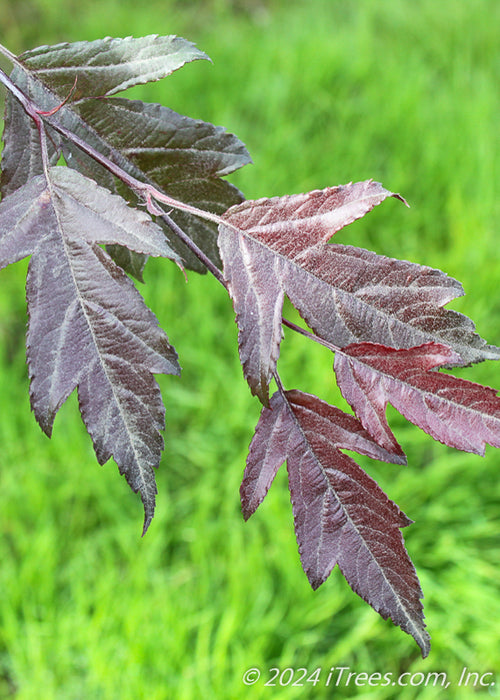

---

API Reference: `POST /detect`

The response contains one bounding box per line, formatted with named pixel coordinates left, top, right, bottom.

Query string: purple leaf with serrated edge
left=334, top=342, right=500, bottom=456
left=0, top=167, right=181, bottom=534
left=223, top=181, right=406, bottom=247
left=16, top=35, right=209, bottom=99
left=220, top=231, right=285, bottom=405
left=219, top=182, right=499, bottom=403
left=219, top=182, right=403, bottom=403
left=242, top=389, right=429, bottom=657
left=241, top=390, right=406, bottom=519
left=1, top=35, right=207, bottom=195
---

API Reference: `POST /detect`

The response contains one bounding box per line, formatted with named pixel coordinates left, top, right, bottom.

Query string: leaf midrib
left=225, top=220, right=487, bottom=360
left=284, top=396, right=427, bottom=649
left=47, top=174, right=152, bottom=493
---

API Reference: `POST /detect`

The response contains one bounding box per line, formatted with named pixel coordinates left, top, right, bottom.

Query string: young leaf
left=0, top=166, right=181, bottom=533
left=243, top=389, right=429, bottom=656
left=334, top=342, right=500, bottom=456
left=219, top=183, right=499, bottom=402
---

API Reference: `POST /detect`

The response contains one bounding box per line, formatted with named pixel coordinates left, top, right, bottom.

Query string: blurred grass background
left=0, top=0, right=499, bottom=697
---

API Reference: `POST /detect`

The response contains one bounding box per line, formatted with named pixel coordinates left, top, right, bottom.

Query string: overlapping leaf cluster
left=220, top=184, right=500, bottom=657
left=0, top=36, right=498, bottom=656
left=0, top=36, right=250, bottom=534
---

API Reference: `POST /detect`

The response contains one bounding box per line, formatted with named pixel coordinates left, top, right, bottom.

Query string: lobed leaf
left=219, top=230, right=285, bottom=404
left=223, top=180, right=407, bottom=247
left=334, top=342, right=500, bottom=456
left=0, top=167, right=181, bottom=533
left=243, top=389, right=429, bottom=656
left=1, top=34, right=498, bottom=655
left=219, top=183, right=500, bottom=403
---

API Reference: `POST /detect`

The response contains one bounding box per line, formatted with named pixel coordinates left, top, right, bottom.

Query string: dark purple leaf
left=0, top=167, right=181, bottom=533
left=2, top=34, right=498, bottom=656
left=334, top=342, right=500, bottom=455
left=243, top=389, right=429, bottom=656
left=219, top=183, right=499, bottom=402
left=2, top=34, right=208, bottom=195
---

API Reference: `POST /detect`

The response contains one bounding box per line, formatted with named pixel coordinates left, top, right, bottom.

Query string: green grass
left=0, top=0, right=499, bottom=697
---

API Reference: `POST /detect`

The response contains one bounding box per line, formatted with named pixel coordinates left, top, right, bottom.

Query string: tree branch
left=0, top=65, right=335, bottom=356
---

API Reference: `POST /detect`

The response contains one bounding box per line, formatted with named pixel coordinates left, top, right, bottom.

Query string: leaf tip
left=138, top=478, right=158, bottom=537
left=240, top=475, right=263, bottom=521
left=393, top=451, right=408, bottom=466
left=247, top=376, right=270, bottom=407
left=418, top=630, right=432, bottom=658
left=308, top=576, right=324, bottom=592
left=240, top=504, right=253, bottom=522
left=30, top=393, right=56, bottom=438
left=394, top=192, right=410, bottom=208
left=141, top=511, right=154, bottom=537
